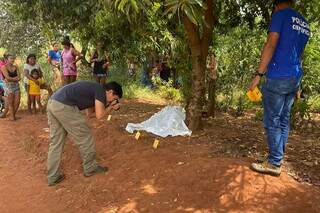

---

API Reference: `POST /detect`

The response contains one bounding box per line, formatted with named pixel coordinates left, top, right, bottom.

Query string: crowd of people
left=0, top=36, right=112, bottom=120
left=0, top=36, right=123, bottom=186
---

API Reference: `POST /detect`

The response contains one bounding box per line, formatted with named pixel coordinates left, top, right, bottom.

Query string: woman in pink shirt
left=61, top=39, right=82, bottom=85
left=0, top=53, right=8, bottom=80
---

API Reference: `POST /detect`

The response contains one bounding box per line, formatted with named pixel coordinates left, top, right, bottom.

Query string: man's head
left=104, top=81, right=123, bottom=104
left=273, top=0, right=294, bottom=11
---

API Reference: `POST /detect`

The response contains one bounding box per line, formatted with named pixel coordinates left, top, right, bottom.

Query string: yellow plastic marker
left=135, top=131, right=141, bottom=140
left=107, top=114, right=112, bottom=121
left=153, top=139, right=160, bottom=149
left=247, top=87, right=262, bottom=102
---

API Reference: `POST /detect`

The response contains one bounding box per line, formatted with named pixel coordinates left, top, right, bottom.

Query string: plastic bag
left=125, top=106, right=192, bottom=138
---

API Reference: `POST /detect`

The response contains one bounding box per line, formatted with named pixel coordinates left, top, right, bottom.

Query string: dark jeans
left=262, top=77, right=301, bottom=166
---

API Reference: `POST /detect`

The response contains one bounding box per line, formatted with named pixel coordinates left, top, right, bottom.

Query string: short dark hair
left=26, top=53, right=36, bottom=64
left=3, top=52, right=9, bottom=59
left=62, top=35, right=71, bottom=46
left=62, top=39, right=71, bottom=47
left=104, top=81, right=123, bottom=98
left=273, top=0, right=294, bottom=6
left=30, top=69, right=39, bottom=76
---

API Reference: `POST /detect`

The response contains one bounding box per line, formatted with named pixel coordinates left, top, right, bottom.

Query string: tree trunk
left=182, top=0, right=216, bottom=131
left=187, top=50, right=206, bottom=130
left=207, top=78, right=216, bottom=117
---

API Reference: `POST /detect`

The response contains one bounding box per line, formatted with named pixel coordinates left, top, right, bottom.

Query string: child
left=28, top=69, right=43, bottom=114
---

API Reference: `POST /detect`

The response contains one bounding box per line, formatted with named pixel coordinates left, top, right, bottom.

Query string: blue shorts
left=4, top=82, right=20, bottom=96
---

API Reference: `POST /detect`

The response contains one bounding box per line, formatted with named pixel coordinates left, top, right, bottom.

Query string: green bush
left=213, top=25, right=266, bottom=112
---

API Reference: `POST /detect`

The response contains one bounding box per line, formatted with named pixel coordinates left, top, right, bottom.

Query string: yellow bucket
left=247, top=87, right=262, bottom=102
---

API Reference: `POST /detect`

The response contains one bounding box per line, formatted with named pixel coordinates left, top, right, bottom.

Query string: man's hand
left=111, top=103, right=120, bottom=111
left=109, top=99, right=120, bottom=111
left=86, top=107, right=95, bottom=118
left=248, top=75, right=261, bottom=91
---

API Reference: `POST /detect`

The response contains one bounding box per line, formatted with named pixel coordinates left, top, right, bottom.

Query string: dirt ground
left=0, top=99, right=320, bottom=213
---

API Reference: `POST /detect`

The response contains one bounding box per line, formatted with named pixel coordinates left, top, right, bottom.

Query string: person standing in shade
left=1, top=53, right=21, bottom=121
left=24, top=54, right=52, bottom=113
left=61, top=38, right=82, bottom=85
left=248, top=0, right=310, bottom=176
left=48, top=42, right=62, bottom=89
left=90, top=42, right=110, bottom=85
left=46, top=80, right=122, bottom=186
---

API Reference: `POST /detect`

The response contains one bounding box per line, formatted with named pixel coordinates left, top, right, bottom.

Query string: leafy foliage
left=0, top=1, right=48, bottom=54
left=302, top=23, right=320, bottom=96
left=1, top=0, right=319, bottom=123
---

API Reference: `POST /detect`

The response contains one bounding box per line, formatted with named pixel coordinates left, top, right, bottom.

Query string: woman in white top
left=24, top=54, right=52, bottom=113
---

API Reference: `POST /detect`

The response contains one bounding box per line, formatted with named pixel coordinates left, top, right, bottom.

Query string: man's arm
left=257, top=32, right=279, bottom=72
left=95, top=99, right=120, bottom=120
left=86, top=107, right=95, bottom=118
left=248, top=32, right=279, bottom=90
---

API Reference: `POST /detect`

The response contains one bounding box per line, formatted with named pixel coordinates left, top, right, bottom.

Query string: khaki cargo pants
left=47, top=99, right=97, bottom=183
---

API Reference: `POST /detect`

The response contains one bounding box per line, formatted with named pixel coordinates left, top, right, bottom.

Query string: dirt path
left=0, top=100, right=320, bottom=213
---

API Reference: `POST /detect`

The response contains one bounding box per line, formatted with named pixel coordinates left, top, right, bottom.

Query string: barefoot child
left=28, top=69, right=43, bottom=114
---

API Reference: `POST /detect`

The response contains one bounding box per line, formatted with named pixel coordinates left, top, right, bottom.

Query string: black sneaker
left=84, top=165, right=108, bottom=177
left=48, top=174, right=65, bottom=186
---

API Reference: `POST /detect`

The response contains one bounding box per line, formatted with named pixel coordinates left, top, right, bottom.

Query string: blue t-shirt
left=267, top=8, right=310, bottom=79
left=48, top=50, right=61, bottom=62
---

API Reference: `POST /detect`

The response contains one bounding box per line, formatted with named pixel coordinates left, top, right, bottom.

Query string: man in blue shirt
left=248, top=0, right=310, bottom=176
left=48, top=42, right=62, bottom=89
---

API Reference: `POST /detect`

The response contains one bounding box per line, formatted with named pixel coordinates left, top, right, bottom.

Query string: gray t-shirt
left=51, top=81, right=106, bottom=110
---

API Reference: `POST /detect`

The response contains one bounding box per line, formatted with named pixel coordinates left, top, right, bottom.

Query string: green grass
left=123, top=82, right=183, bottom=104
left=309, top=95, right=320, bottom=112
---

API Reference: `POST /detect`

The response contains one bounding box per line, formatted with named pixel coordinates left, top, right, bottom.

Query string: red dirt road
left=0, top=100, right=319, bottom=213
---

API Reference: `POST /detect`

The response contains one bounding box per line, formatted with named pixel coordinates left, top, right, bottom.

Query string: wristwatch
left=254, top=71, right=265, bottom=77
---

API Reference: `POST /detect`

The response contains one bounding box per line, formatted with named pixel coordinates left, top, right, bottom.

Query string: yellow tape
left=153, top=139, right=160, bottom=149
left=135, top=131, right=141, bottom=140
